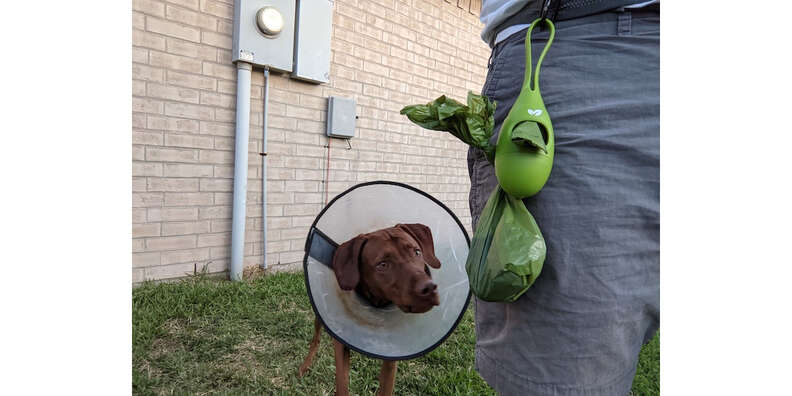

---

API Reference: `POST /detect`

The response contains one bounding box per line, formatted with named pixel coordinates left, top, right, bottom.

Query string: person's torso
left=479, top=0, right=659, bottom=46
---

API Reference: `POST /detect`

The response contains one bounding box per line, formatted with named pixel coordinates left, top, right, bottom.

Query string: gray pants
left=469, top=7, right=659, bottom=396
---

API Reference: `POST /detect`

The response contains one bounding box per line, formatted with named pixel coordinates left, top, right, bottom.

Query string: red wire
left=324, top=138, right=331, bottom=205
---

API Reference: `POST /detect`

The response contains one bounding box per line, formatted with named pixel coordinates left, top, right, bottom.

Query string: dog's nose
left=417, top=281, right=437, bottom=297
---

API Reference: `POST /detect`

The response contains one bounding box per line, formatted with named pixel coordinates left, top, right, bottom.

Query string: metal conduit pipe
left=230, top=61, right=252, bottom=281
left=259, top=67, right=269, bottom=269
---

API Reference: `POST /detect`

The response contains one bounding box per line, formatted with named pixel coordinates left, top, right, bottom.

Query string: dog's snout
left=417, top=281, right=437, bottom=297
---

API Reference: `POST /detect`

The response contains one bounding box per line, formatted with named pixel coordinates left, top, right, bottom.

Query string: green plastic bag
left=466, top=186, right=546, bottom=302
left=400, top=92, right=547, bottom=302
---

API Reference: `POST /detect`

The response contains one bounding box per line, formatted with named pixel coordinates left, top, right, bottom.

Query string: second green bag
left=466, top=186, right=546, bottom=302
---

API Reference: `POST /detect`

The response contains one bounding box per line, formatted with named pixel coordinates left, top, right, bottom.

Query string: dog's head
left=331, top=223, right=441, bottom=313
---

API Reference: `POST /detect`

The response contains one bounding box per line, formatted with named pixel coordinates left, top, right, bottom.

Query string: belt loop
left=617, top=8, right=632, bottom=36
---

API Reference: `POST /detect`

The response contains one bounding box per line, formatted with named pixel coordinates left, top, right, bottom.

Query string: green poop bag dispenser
left=495, top=18, right=556, bottom=199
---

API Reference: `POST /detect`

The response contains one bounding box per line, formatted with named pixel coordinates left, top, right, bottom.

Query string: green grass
left=133, top=271, right=658, bottom=395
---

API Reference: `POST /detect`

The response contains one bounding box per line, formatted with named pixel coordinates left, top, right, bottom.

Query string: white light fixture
left=256, top=6, right=284, bottom=37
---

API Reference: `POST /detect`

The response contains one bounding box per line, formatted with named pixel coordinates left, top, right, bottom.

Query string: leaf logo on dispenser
left=527, top=109, right=542, bottom=116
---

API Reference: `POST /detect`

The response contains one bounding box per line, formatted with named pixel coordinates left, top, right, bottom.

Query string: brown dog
left=299, top=223, right=441, bottom=396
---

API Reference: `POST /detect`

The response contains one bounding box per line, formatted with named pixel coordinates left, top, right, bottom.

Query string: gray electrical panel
left=326, top=97, right=356, bottom=139
left=292, top=0, right=333, bottom=84
left=232, top=0, right=296, bottom=72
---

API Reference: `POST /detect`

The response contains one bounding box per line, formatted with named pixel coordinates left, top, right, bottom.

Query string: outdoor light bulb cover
left=256, top=7, right=284, bottom=36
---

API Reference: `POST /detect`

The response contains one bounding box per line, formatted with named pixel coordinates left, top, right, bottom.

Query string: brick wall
left=132, top=0, right=490, bottom=282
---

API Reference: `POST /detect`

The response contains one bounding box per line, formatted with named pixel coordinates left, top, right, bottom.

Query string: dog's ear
left=332, top=235, right=366, bottom=290
left=397, top=224, right=441, bottom=268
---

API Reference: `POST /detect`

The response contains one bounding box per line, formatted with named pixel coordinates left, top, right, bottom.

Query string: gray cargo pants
left=468, top=6, right=659, bottom=396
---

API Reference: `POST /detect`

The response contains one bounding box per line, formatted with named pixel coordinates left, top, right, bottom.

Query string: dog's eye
left=415, top=249, right=422, bottom=256
left=376, top=261, right=388, bottom=271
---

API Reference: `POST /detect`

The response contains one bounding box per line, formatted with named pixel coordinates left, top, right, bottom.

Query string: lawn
left=132, top=271, right=659, bottom=395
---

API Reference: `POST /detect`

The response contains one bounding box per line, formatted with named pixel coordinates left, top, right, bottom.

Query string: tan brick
left=217, top=80, right=236, bottom=94
left=146, top=235, right=196, bottom=251
left=214, top=192, right=234, bottom=205
left=148, top=207, right=198, bottom=221
left=211, top=219, right=232, bottom=232
left=133, top=178, right=148, bottom=193
left=146, top=147, right=198, bottom=162
left=147, top=83, right=200, bottom=103
left=202, top=62, right=236, bottom=80
left=265, top=192, right=292, bottom=204
left=218, top=19, right=233, bottom=35
left=331, top=78, right=363, bottom=94
left=133, top=162, right=163, bottom=177
left=201, top=31, right=231, bottom=49
left=285, top=180, right=319, bottom=192
left=212, top=136, right=234, bottom=150
left=215, top=107, right=235, bottom=123
left=197, top=232, right=230, bottom=247
left=166, top=70, right=217, bottom=91
left=132, top=79, right=147, bottom=97
left=132, top=208, right=148, bottom=223
left=198, top=149, right=234, bottom=164
left=163, top=163, right=213, bottom=177
left=133, top=223, right=161, bottom=238
left=165, top=102, right=214, bottom=120
left=133, top=97, right=164, bottom=114
left=132, top=113, right=147, bottom=129
left=164, top=133, right=214, bottom=149
left=295, top=169, right=321, bottom=181
left=147, top=17, right=200, bottom=42
left=132, top=239, right=146, bottom=253
left=283, top=204, right=320, bottom=217
left=133, top=31, right=166, bottom=52
left=133, top=252, right=161, bottom=268
left=199, top=121, right=233, bottom=136
left=294, top=192, right=323, bottom=204
left=278, top=251, right=304, bottom=264
left=147, top=177, right=199, bottom=192
left=285, top=157, right=320, bottom=169
left=210, top=164, right=235, bottom=178
left=168, top=0, right=199, bottom=10
left=163, top=192, right=213, bottom=206
left=199, top=91, right=234, bottom=108
left=162, top=221, right=210, bottom=236
left=210, top=246, right=230, bottom=259
left=198, top=206, right=231, bottom=219
left=166, top=38, right=217, bottom=60
left=200, top=178, right=233, bottom=192
left=150, top=51, right=202, bottom=73
left=148, top=116, right=200, bottom=132
left=133, top=145, right=145, bottom=160
left=133, top=192, right=164, bottom=207
left=161, top=247, right=211, bottom=265
left=133, top=12, right=146, bottom=29
left=166, top=5, right=217, bottom=30
left=144, top=262, right=197, bottom=280
left=266, top=240, right=291, bottom=254
left=201, top=0, right=233, bottom=19
left=133, top=0, right=165, bottom=16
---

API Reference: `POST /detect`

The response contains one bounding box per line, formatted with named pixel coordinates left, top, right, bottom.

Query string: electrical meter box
left=232, top=0, right=296, bottom=72
left=326, top=96, right=356, bottom=139
left=292, top=0, right=333, bottom=83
